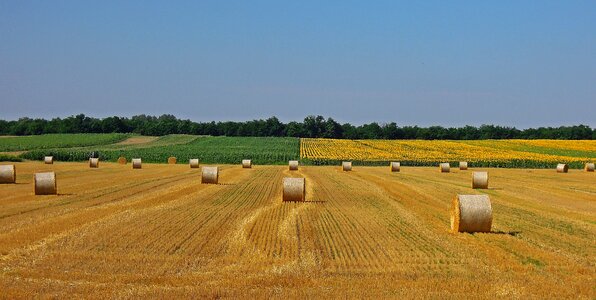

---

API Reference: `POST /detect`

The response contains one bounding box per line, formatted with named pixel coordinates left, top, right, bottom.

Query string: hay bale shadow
left=491, top=230, right=521, bottom=236
left=282, top=200, right=326, bottom=203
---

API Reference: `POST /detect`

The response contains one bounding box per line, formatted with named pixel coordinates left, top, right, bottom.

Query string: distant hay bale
left=117, top=157, right=127, bottom=164
left=390, top=162, right=400, bottom=172
left=439, top=163, right=450, bottom=173
left=585, top=163, right=595, bottom=172
left=189, top=159, right=200, bottom=168
left=168, top=157, right=177, bottom=164
left=242, top=159, right=252, bottom=168
left=201, top=166, right=219, bottom=184
left=44, top=156, right=53, bottom=164
left=289, top=160, right=299, bottom=171
left=34, top=172, right=57, bottom=195
left=342, top=161, right=352, bottom=171
left=282, top=177, right=305, bottom=202
left=472, top=171, right=489, bottom=189
left=0, top=165, right=16, bottom=184
left=132, top=158, right=142, bottom=169
left=89, top=158, right=99, bottom=168
left=459, top=162, right=468, bottom=170
left=451, top=194, right=492, bottom=233
left=556, top=163, right=568, bottom=173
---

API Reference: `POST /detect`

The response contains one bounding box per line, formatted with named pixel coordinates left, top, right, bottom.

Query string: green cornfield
left=19, top=136, right=300, bottom=165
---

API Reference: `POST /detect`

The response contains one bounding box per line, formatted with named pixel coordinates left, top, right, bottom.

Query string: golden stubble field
left=0, top=162, right=594, bottom=298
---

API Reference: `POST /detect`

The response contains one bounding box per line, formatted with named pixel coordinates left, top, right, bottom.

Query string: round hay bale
left=390, top=162, right=400, bottom=172
left=472, top=171, right=489, bottom=189
left=117, top=156, right=127, bottom=164
left=584, top=163, right=594, bottom=172
left=282, top=177, right=305, bottom=202
left=242, top=159, right=252, bottom=168
left=0, top=165, right=16, bottom=184
left=556, top=163, right=568, bottom=173
left=132, top=158, right=142, bottom=169
left=201, top=166, right=219, bottom=184
left=451, top=194, right=492, bottom=233
left=168, top=157, right=177, bottom=164
left=89, top=158, right=99, bottom=168
left=342, top=161, right=352, bottom=171
left=289, top=160, right=299, bottom=171
left=459, top=162, right=468, bottom=170
left=439, top=163, right=450, bottom=173
left=34, top=172, right=57, bottom=195
left=189, top=159, right=200, bottom=168
left=44, top=156, right=54, bottom=164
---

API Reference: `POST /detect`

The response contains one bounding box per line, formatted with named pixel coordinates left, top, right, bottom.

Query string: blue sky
left=1, top=1, right=595, bottom=127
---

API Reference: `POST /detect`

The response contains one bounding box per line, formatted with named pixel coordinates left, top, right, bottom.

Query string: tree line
left=0, top=114, right=593, bottom=140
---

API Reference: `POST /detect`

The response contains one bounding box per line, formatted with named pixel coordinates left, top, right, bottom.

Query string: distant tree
left=322, top=118, right=343, bottom=138
left=359, top=122, right=383, bottom=139
left=0, top=120, right=9, bottom=135
left=265, top=116, right=285, bottom=136
left=26, top=119, right=48, bottom=135
left=217, top=121, right=236, bottom=136
left=285, top=121, right=305, bottom=137
left=564, top=125, right=593, bottom=140
left=0, top=114, right=592, bottom=140
left=154, top=114, right=178, bottom=135
left=303, top=115, right=325, bottom=138
left=400, top=126, right=420, bottom=139
left=341, top=123, right=358, bottom=139
left=459, top=125, right=480, bottom=140
left=381, top=122, right=400, bottom=139
left=101, top=116, right=124, bottom=133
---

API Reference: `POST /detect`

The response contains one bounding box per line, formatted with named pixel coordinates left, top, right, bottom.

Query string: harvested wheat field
left=0, top=162, right=594, bottom=298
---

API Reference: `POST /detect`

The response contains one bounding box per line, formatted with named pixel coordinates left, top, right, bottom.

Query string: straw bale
left=472, top=171, right=489, bottom=189
left=34, top=172, right=57, bottom=195
left=556, top=163, right=568, bottom=173
left=132, top=158, right=142, bottom=169
left=342, top=161, right=352, bottom=171
left=242, top=159, right=252, bottom=168
left=459, top=162, right=468, bottom=170
left=439, top=163, right=450, bottom=173
left=89, top=158, right=99, bottom=168
left=202, top=166, right=219, bottom=184
left=0, top=165, right=16, bottom=184
left=289, top=160, right=299, bottom=171
left=282, top=177, right=305, bottom=202
left=451, top=194, right=492, bottom=233
left=189, top=159, right=200, bottom=168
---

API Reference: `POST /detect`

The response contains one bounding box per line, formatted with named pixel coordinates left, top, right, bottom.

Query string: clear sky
left=1, top=1, right=595, bottom=128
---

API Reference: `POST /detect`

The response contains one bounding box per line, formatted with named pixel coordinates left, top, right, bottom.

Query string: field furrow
left=0, top=162, right=593, bottom=298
